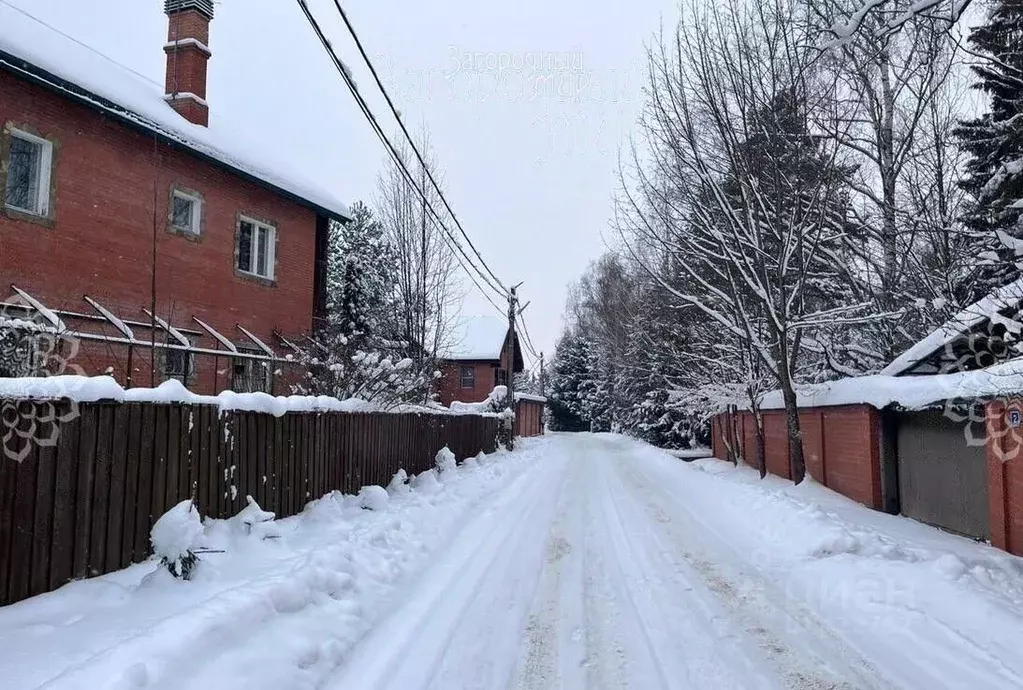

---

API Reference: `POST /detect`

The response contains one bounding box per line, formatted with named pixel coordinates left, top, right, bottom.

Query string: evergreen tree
left=957, top=1, right=1023, bottom=298
left=326, top=201, right=396, bottom=344
left=546, top=331, right=594, bottom=432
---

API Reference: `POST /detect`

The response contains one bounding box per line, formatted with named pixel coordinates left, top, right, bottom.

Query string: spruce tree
left=957, top=1, right=1023, bottom=298
left=547, top=331, right=593, bottom=432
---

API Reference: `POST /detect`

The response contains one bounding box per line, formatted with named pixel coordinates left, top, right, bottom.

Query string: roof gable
left=440, top=316, right=510, bottom=362
left=882, top=277, right=1023, bottom=376
left=0, top=4, right=350, bottom=221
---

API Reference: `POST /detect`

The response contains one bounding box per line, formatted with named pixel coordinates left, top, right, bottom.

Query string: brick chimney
left=163, top=0, right=214, bottom=126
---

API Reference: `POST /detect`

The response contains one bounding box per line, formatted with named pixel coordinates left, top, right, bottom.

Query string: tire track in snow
left=593, top=440, right=785, bottom=690
left=610, top=446, right=887, bottom=689
left=325, top=452, right=569, bottom=690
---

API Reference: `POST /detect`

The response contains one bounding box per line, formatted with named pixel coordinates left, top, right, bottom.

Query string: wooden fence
left=0, top=400, right=499, bottom=606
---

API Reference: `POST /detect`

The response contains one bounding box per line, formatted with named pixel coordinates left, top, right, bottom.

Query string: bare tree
left=616, top=0, right=865, bottom=482
left=804, top=0, right=961, bottom=369
left=375, top=130, right=462, bottom=384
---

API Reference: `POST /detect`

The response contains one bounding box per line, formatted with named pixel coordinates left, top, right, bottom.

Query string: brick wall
left=711, top=404, right=882, bottom=510
left=986, top=400, right=1023, bottom=556
left=0, top=71, right=320, bottom=394
left=435, top=360, right=498, bottom=407
left=763, top=412, right=791, bottom=479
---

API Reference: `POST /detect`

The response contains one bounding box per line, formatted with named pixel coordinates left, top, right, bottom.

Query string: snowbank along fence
left=712, top=398, right=1023, bottom=557
left=0, top=399, right=499, bottom=606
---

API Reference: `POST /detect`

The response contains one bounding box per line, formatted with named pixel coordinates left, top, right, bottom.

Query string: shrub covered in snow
left=387, top=469, right=410, bottom=496
left=358, top=485, right=390, bottom=511
left=151, top=500, right=204, bottom=580
left=411, top=469, right=442, bottom=494
left=229, top=496, right=280, bottom=540
left=435, top=446, right=457, bottom=476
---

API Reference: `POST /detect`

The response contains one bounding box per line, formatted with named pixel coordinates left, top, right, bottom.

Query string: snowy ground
left=4, top=433, right=1023, bottom=689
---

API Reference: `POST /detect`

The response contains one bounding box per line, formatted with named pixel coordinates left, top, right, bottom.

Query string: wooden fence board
left=49, top=404, right=79, bottom=591
left=132, top=405, right=156, bottom=563
left=9, top=442, right=38, bottom=602
left=0, top=402, right=21, bottom=602
left=30, top=439, right=56, bottom=597
left=0, top=400, right=498, bottom=606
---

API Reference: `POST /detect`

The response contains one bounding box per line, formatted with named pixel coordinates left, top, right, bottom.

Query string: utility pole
left=505, top=284, right=522, bottom=450
left=539, top=351, right=545, bottom=397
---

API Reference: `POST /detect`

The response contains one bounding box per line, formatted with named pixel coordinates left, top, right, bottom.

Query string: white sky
left=8, top=0, right=672, bottom=365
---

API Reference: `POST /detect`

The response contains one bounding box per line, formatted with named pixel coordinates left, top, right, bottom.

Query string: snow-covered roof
left=757, top=359, right=1023, bottom=411
left=440, top=316, right=510, bottom=362
left=0, top=4, right=350, bottom=221
left=881, top=277, right=1023, bottom=376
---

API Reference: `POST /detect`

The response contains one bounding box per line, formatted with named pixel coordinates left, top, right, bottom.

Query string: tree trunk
left=779, top=382, right=805, bottom=484
left=754, top=406, right=767, bottom=479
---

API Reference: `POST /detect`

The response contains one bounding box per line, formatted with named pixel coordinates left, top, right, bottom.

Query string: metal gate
left=896, top=410, right=989, bottom=539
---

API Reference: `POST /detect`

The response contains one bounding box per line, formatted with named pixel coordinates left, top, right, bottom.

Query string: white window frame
left=460, top=365, right=476, bottom=389
left=171, top=189, right=202, bottom=235
left=236, top=216, right=276, bottom=280
left=5, top=129, right=53, bottom=218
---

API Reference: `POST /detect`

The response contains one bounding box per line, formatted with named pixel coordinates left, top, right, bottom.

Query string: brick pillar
left=985, top=400, right=1022, bottom=554
left=164, top=1, right=214, bottom=126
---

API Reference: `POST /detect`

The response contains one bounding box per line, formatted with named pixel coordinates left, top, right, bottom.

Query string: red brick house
left=436, top=316, right=524, bottom=407
left=0, top=0, right=350, bottom=394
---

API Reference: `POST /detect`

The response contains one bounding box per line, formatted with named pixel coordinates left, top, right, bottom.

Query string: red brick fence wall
left=711, top=405, right=884, bottom=510
left=713, top=401, right=1023, bottom=558
left=0, top=400, right=500, bottom=606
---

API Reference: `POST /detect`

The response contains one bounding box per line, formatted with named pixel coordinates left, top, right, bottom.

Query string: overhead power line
left=294, top=0, right=507, bottom=313
left=325, top=0, right=508, bottom=295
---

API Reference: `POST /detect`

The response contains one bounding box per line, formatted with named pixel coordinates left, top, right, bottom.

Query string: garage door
left=897, top=410, right=989, bottom=539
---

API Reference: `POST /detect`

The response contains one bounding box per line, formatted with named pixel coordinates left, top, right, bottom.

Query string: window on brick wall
left=460, top=365, right=475, bottom=389
left=4, top=129, right=53, bottom=217
left=161, top=346, right=195, bottom=387
left=496, top=368, right=508, bottom=387
left=171, top=189, right=202, bottom=235
left=237, top=217, right=276, bottom=280
left=232, top=351, right=271, bottom=393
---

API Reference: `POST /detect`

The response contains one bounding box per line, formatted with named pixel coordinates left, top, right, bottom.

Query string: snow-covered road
left=330, top=433, right=879, bottom=690
left=5, top=432, right=1023, bottom=689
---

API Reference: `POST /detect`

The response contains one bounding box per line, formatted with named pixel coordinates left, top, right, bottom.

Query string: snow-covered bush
left=435, top=446, right=457, bottom=478
left=387, top=469, right=410, bottom=496
left=151, top=500, right=204, bottom=580
left=411, top=469, right=441, bottom=494
left=358, top=485, right=390, bottom=511
left=229, top=495, right=280, bottom=540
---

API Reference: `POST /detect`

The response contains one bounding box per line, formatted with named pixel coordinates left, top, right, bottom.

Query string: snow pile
left=150, top=500, right=204, bottom=579
left=0, top=440, right=545, bottom=690
left=640, top=447, right=1023, bottom=688
left=434, top=446, right=458, bottom=478
left=449, top=385, right=511, bottom=414
left=357, top=485, right=390, bottom=511
left=386, top=469, right=410, bottom=496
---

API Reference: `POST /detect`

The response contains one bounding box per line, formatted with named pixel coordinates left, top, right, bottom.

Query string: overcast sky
left=10, top=0, right=673, bottom=366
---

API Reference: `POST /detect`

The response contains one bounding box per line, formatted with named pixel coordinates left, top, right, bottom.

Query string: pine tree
left=547, top=331, right=594, bottom=432
left=957, top=1, right=1023, bottom=298
left=325, top=201, right=396, bottom=344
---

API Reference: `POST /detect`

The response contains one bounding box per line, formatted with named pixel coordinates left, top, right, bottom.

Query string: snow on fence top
left=515, top=393, right=547, bottom=404
left=447, top=386, right=545, bottom=413
left=0, top=375, right=494, bottom=417
left=755, top=359, right=1023, bottom=411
